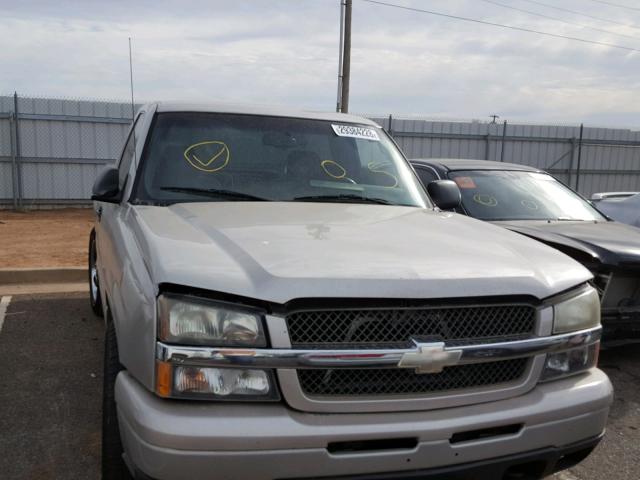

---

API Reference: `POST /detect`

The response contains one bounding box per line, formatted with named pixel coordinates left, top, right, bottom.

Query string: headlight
left=155, top=362, right=279, bottom=401
left=541, top=343, right=600, bottom=382
left=540, top=285, right=601, bottom=382
left=552, top=285, right=601, bottom=334
left=158, top=294, right=266, bottom=347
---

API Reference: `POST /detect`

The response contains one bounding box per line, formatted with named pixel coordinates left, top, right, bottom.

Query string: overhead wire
left=519, top=0, right=640, bottom=29
left=359, top=0, right=640, bottom=53
left=586, top=0, right=640, bottom=13
left=479, top=0, right=640, bottom=40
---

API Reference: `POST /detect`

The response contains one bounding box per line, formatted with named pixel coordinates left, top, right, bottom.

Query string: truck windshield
left=449, top=170, right=606, bottom=221
left=132, top=112, right=428, bottom=207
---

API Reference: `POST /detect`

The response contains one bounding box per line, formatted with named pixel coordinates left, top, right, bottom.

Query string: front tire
left=89, top=229, right=103, bottom=317
left=102, top=319, right=133, bottom=479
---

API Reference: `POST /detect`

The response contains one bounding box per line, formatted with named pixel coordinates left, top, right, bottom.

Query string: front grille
left=298, top=358, right=528, bottom=396
left=286, top=305, right=536, bottom=349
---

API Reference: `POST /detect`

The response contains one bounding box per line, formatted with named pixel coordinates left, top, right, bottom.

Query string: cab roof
left=411, top=158, right=542, bottom=173
left=148, top=102, right=379, bottom=126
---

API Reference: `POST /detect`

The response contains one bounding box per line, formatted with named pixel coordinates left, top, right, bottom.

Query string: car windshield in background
left=133, top=113, right=428, bottom=208
left=448, top=170, right=606, bottom=221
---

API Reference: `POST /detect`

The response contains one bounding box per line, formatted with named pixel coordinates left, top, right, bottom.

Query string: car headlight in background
left=541, top=285, right=601, bottom=382
left=552, top=285, right=600, bottom=334
left=158, top=294, right=266, bottom=347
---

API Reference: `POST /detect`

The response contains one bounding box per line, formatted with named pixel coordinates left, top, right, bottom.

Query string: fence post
left=575, top=123, right=584, bottom=192
left=500, top=120, right=507, bottom=162
left=388, top=114, right=393, bottom=137
left=567, top=137, right=576, bottom=189
left=9, top=112, right=18, bottom=210
left=485, top=126, right=491, bottom=160
left=13, top=91, right=23, bottom=209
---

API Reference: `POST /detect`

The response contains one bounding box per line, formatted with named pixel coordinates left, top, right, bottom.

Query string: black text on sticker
left=332, top=124, right=380, bottom=141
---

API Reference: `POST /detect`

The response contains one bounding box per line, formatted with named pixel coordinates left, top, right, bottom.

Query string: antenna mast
left=128, top=37, right=135, bottom=120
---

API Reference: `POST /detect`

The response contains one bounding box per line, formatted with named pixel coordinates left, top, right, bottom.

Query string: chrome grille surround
left=156, top=318, right=603, bottom=413
left=286, top=304, right=536, bottom=349
left=286, top=303, right=537, bottom=402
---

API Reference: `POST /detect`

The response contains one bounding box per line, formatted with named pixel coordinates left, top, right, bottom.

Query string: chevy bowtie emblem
left=398, top=341, right=463, bottom=374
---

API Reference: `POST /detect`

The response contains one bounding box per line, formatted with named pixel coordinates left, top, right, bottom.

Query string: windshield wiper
left=292, top=194, right=392, bottom=205
left=160, top=186, right=269, bottom=202
left=555, top=217, right=586, bottom=221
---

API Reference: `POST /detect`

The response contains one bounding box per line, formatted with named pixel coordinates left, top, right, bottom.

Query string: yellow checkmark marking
left=183, top=141, right=230, bottom=173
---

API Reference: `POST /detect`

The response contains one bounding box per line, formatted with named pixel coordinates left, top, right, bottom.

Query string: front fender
left=106, top=207, right=157, bottom=393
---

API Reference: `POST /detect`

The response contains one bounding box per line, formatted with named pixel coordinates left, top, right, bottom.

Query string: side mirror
left=427, top=180, right=461, bottom=210
left=92, top=167, right=121, bottom=203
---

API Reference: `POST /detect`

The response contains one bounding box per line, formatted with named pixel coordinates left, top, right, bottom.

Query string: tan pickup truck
left=89, top=102, right=612, bottom=480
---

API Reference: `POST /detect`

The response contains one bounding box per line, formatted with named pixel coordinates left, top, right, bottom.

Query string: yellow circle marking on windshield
left=367, top=161, right=398, bottom=188
left=521, top=199, right=539, bottom=210
left=321, top=160, right=347, bottom=179
left=184, top=141, right=230, bottom=173
left=473, top=193, right=498, bottom=207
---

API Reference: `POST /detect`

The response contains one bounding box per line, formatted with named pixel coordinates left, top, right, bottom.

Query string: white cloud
left=0, top=0, right=639, bottom=126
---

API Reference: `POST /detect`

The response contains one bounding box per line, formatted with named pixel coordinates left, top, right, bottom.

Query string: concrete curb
left=0, top=267, right=86, bottom=285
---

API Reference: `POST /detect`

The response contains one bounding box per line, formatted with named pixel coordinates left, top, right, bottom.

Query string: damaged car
left=411, top=158, right=640, bottom=339
left=89, top=105, right=611, bottom=480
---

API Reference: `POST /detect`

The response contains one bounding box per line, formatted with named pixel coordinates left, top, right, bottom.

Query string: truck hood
left=494, top=220, right=640, bottom=270
left=131, top=203, right=591, bottom=304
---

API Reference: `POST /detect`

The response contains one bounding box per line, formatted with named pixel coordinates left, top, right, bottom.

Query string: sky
left=1, top=0, right=639, bottom=127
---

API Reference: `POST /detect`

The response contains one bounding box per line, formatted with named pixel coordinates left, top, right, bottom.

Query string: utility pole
left=338, top=0, right=352, bottom=113
left=336, top=1, right=345, bottom=112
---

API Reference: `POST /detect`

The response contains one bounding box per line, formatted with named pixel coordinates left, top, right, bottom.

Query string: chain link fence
left=0, top=93, right=137, bottom=209
left=1, top=94, right=639, bottom=209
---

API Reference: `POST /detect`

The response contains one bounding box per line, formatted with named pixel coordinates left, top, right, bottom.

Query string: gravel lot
left=0, top=208, right=93, bottom=268
left=0, top=293, right=638, bottom=480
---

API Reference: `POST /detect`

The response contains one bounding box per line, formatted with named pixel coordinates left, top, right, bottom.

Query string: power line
left=587, top=0, right=640, bottom=13
left=359, top=0, right=640, bottom=52
left=520, top=0, right=640, bottom=29
left=479, top=0, right=640, bottom=40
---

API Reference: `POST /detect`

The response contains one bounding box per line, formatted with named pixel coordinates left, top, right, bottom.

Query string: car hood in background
left=494, top=220, right=640, bottom=270
left=131, top=202, right=591, bottom=304
left=596, top=195, right=640, bottom=229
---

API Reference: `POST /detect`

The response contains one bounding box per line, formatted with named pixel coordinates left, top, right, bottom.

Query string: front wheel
left=89, top=229, right=103, bottom=317
left=102, top=319, right=133, bottom=479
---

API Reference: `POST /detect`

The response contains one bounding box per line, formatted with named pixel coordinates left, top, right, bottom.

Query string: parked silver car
left=591, top=192, right=640, bottom=228
left=90, top=103, right=611, bottom=480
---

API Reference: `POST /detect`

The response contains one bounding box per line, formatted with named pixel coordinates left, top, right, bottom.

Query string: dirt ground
left=0, top=208, right=94, bottom=268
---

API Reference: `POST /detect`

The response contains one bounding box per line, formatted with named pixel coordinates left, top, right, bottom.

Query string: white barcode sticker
left=332, top=124, right=380, bottom=141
